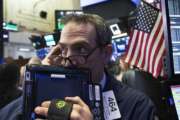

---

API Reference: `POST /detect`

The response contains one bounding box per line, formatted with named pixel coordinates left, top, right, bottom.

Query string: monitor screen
left=43, top=32, right=60, bottom=47
left=111, top=33, right=129, bottom=61
left=44, top=34, right=56, bottom=46
left=55, top=10, right=83, bottom=31
left=29, top=35, right=45, bottom=50
left=172, top=43, right=180, bottom=74
left=171, top=85, right=180, bottom=120
left=169, top=13, right=180, bottom=75
left=36, top=47, right=51, bottom=60
left=3, top=22, right=18, bottom=31
left=131, top=0, right=141, bottom=6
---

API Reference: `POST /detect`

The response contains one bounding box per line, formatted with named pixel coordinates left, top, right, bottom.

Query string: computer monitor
left=43, top=32, right=60, bottom=47
left=44, top=34, right=56, bottom=46
left=29, top=35, right=45, bottom=50
left=170, top=15, right=180, bottom=75
left=164, top=80, right=180, bottom=120
left=111, top=33, right=129, bottom=61
left=172, top=41, right=180, bottom=75
left=55, top=10, right=83, bottom=31
left=170, top=85, right=180, bottom=120
left=162, top=0, right=180, bottom=77
left=131, top=0, right=141, bottom=6
left=36, top=47, right=51, bottom=60
left=3, top=22, right=18, bottom=31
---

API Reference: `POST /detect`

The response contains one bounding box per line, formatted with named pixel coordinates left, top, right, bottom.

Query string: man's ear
left=102, top=44, right=112, bottom=64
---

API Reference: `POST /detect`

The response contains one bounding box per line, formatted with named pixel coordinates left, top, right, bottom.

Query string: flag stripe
left=137, top=33, right=148, bottom=68
left=152, top=34, right=164, bottom=74
left=149, top=19, right=163, bottom=73
left=135, top=33, right=144, bottom=66
left=131, top=32, right=143, bottom=65
left=149, top=15, right=163, bottom=73
left=153, top=43, right=166, bottom=77
left=140, top=33, right=150, bottom=69
left=125, top=30, right=138, bottom=63
left=128, top=31, right=140, bottom=64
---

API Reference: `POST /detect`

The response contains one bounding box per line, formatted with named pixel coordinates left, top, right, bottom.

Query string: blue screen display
left=44, top=35, right=56, bottom=46
left=131, top=0, right=141, bottom=6
left=30, top=70, right=89, bottom=119
left=36, top=47, right=51, bottom=60
left=111, top=34, right=129, bottom=61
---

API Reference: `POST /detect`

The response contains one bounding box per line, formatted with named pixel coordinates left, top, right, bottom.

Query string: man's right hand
left=42, top=45, right=62, bottom=66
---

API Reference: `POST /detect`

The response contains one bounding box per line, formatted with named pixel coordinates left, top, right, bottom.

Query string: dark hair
left=0, top=63, right=21, bottom=109
left=61, top=14, right=112, bottom=47
left=106, top=59, right=121, bottom=76
left=0, top=63, right=20, bottom=88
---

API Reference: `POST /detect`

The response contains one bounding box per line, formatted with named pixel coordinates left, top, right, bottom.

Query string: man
left=0, top=14, right=156, bottom=120
left=34, top=14, right=156, bottom=120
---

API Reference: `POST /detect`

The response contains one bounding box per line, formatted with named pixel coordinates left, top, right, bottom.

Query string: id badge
left=103, top=90, right=121, bottom=120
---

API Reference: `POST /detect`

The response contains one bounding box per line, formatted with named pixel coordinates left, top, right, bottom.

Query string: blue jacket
left=0, top=96, right=23, bottom=120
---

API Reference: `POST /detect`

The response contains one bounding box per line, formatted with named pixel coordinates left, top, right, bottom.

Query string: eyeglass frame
left=54, top=46, right=99, bottom=66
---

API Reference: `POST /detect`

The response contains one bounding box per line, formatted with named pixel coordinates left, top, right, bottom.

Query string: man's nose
left=62, top=48, right=73, bottom=58
left=64, top=60, right=72, bottom=67
left=63, top=49, right=74, bottom=67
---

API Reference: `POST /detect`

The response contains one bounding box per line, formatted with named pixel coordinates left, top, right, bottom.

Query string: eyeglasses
left=51, top=46, right=98, bottom=66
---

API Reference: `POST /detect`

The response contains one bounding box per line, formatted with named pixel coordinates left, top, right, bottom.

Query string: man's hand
left=42, top=45, right=62, bottom=66
left=34, top=96, right=93, bottom=120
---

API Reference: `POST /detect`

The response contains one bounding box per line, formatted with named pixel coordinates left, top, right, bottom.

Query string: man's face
left=58, top=22, right=108, bottom=83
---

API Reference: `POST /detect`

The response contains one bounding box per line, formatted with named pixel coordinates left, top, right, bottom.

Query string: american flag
left=125, top=1, right=166, bottom=78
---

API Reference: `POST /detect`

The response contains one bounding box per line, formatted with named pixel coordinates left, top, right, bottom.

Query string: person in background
left=0, top=57, right=41, bottom=120
left=34, top=14, right=157, bottom=120
left=116, top=55, right=131, bottom=81
left=106, top=57, right=121, bottom=77
left=19, top=57, right=42, bottom=89
left=4, top=56, right=14, bottom=64
left=0, top=63, right=22, bottom=109
left=106, top=54, right=131, bottom=81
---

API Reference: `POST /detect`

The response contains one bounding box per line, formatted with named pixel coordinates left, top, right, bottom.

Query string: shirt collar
left=100, top=72, right=106, bottom=90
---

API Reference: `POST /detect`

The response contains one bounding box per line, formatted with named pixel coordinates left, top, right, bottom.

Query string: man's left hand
left=34, top=96, right=93, bottom=120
